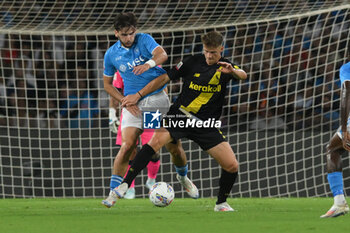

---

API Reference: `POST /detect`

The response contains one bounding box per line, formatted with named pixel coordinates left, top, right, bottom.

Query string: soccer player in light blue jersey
left=320, top=58, right=350, bottom=218
left=102, top=12, right=198, bottom=207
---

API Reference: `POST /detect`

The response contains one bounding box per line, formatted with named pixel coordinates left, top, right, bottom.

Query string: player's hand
left=122, top=94, right=140, bottom=107
left=217, top=61, right=235, bottom=74
left=125, top=105, right=141, bottom=117
left=133, top=64, right=150, bottom=76
left=342, top=131, right=350, bottom=152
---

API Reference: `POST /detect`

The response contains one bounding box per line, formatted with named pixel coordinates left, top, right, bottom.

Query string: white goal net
left=0, top=0, right=349, bottom=198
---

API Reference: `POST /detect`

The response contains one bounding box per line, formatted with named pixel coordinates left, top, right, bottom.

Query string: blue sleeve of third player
left=340, top=62, right=350, bottom=84
left=103, top=49, right=116, bottom=77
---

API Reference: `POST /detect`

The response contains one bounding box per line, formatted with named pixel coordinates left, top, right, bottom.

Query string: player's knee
left=148, top=137, right=164, bottom=152
left=223, top=160, right=239, bottom=173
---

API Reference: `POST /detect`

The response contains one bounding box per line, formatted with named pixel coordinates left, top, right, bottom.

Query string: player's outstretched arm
left=217, top=61, right=247, bottom=80
left=122, top=73, right=170, bottom=107
left=133, top=46, right=168, bottom=75
left=341, top=81, right=350, bottom=151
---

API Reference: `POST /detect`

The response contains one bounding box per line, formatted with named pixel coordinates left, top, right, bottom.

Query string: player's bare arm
left=122, top=73, right=170, bottom=107
left=341, top=81, right=350, bottom=151
left=217, top=61, right=247, bottom=80
left=103, top=75, right=125, bottom=102
left=133, top=46, right=168, bottom=75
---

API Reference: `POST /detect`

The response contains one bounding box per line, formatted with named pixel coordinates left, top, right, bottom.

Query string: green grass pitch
left=1, top=198, right=349, bottom=233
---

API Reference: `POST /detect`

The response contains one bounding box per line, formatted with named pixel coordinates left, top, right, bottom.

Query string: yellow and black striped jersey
left=168, top=54, right=239, bottom=121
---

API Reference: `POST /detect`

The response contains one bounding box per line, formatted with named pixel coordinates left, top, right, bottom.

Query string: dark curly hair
left=114, top=12, right=138, bottom=31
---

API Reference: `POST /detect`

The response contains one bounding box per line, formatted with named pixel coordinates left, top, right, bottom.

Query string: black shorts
left=163, top=108, right=226, bottom=150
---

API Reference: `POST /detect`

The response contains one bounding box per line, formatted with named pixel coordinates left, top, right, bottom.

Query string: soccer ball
left=149, top=182, right=174, bottom=207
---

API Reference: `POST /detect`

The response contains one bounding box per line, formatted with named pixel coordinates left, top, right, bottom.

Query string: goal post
left=0, top=1, right=349, bottom=198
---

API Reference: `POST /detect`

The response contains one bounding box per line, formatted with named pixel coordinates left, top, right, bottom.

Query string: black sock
left=123, top=144, right=155, bottom=186
left=216, top=169, right=238, bottom=204
left=150, top=156, right=160, bottom=163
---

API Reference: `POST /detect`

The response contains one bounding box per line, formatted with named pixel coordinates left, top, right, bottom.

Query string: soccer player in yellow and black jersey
left=109, top=31, right=247, bottom=211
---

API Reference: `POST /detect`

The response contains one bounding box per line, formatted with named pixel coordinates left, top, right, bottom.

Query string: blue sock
left=327, top=172, right=344, bottom=196
left=110, top=175, right=123, bottom=190
left=175, top=164, right=188, bottom=177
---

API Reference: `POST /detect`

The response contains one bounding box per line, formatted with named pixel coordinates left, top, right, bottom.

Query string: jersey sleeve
left=221, top=59, right=241, bottom=81
left=140, top=33, right=161, bottom=55
left=103, top=49, right=116, bottom=77
left=167, top=56, right=193, bottom=81
left=233, top=63, right=241, bottom=70
left=221, top=58, right=237, bottom=69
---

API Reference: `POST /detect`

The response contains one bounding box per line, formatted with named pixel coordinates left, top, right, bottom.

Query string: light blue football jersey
left=103, top=33, right=166, bottom=97
left=340, top=62, right=350, bottom=85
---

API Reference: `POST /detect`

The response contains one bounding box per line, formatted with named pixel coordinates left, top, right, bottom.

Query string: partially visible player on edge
left=109, top=71, right=161, bottom=199
left=111, top=31, right=247, bottom=211
left=320, top=57, right=350, bottom=218
left=102, top=12, right=198, bottom=207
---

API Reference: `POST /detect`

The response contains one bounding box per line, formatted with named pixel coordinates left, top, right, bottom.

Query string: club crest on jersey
left=176, top=61, right=183, bottom=70
left=115, top=56, right=122, bottom=61
left=134, top=47, right=140, bottom=54
left=119, top=64, right=127, bottom=72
